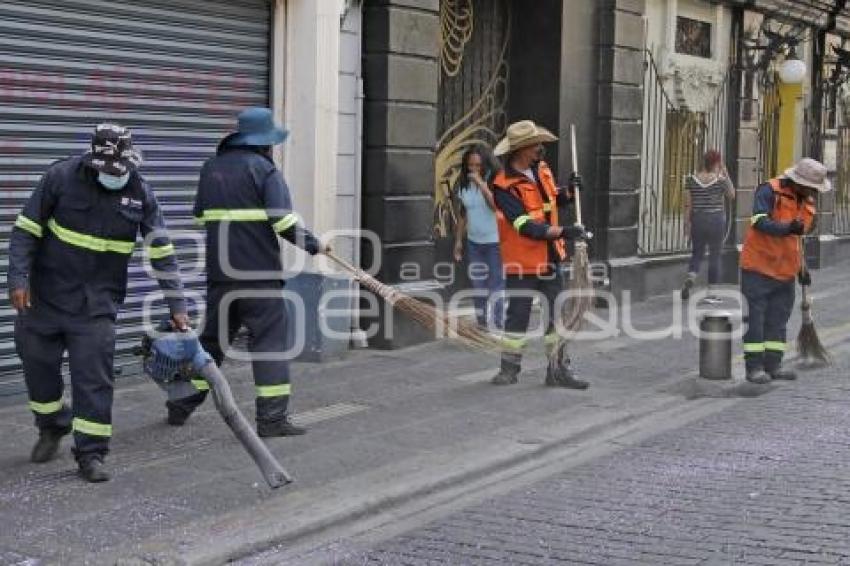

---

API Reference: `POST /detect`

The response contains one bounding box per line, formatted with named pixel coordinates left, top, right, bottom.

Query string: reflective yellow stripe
left=72, top=418, right=112, bottom=437
left=47, top=219, right=134, bottom=254
left=191, top=379, right=210, bottom=392
left=29, top=399, right=63, bottom=414
left=513, top=215, right=531, bottom=231
left=764, top=341, right=787, bottom=352
left=499, top=333, right=527, bottom=350
left=743, top=343, right=766, bottom=353
left=272, top=213, right=299, bottom=233
left=751, top=213, right=769, bottom=225
left=147, top=243, right=175, bottom=259
left=544, top=332, right=560, bottom=345
left=256, top=384, right=291, bottom=398
left=15, top=215, right=43, bottom=238
left=197, top=209, right=269, bottom=223
left=542, top=203, right=552, bottom=213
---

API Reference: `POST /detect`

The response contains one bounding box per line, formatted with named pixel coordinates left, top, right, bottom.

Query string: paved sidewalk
left=0, top=264, right=847, bottom=565
left=299, top=332, right=850, bottom=565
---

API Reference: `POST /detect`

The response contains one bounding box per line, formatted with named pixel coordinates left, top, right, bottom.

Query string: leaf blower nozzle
left=137, top=321, right=292, bottom=488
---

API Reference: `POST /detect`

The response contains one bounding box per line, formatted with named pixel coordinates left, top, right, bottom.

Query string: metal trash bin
left=699, top=312, right=732, bottom=380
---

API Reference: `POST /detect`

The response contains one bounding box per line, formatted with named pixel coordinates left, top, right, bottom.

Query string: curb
left=110, top=388, right=725, bottom=565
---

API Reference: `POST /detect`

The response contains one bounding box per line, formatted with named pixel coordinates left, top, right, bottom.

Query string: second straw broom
left=325, top=251, right=509, bottom=353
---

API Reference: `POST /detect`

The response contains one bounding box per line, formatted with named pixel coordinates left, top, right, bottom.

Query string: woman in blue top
left=453, top=146, right=505, bottom=328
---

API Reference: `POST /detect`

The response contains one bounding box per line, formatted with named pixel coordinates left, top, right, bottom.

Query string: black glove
left=787, top=219, right=805, bottom=235
left=561, top=224, right=591, bottom=241
left=568, top=172, right=583, bottom=191
left=798, top=270, right=812, bottom=287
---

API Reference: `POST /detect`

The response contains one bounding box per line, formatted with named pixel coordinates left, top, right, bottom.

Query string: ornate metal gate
left=758, top=81, right=781, bottom=181
left=433, top=0, right=511, bottom=238
left=835, top=125, right=850, bottom=235
left=639, top=48, right=732, bottom=256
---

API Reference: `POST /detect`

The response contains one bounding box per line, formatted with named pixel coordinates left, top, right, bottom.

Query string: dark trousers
left=466, top=241, right=505, bottom=328
left=15, top=301, right=116, bottom=460
left=688, top=211, right=725, bottom=285
left=501, top=271, right=565, bottom=374
left=169, top=281, right=292, bottom=424
left=741, top=269, right=795, bottom=373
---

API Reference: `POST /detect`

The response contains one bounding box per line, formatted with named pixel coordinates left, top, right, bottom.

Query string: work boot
left=78, top=456, right=110, bottom=483
left=745, top=369, right=772, bottom=385
left=30, top=426, right=71, bottom=463
left=768, top=368, right=798, bottom=381
left=257, top=416, right=306, bottom=438
left=680, top=273, right=696, bottom=300
left=545, top=365, right=589, bottom=390
left=491, top=370, right=518, bottom=385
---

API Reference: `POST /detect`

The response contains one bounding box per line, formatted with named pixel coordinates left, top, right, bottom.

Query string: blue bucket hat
left=229, top=107, right=289, bottom=147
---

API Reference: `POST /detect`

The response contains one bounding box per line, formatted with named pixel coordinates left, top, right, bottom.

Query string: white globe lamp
left=779, top=57, right=807, bottom=84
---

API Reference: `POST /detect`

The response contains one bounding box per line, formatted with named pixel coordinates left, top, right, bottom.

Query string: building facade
left=3, top=0, right=850, bottom=385
left=0, top=0, right=363, bottom=392
left=358, top=0, right=850, bottom=348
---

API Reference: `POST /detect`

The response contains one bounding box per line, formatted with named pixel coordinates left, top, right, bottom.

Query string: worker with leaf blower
left=8, top=124, right=189, bottom=483
left=165, top=107, right=326, bottom=437
left=740, top=158, right=830, bottom=384
left=490, top=120, right=591, bottom=389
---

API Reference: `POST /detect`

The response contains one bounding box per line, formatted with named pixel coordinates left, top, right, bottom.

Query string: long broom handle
left=199, top=363, right=292, bottom=488
left=324, top=250, right=403, bottom=305
left=570, top=124, right=583, bottom=227
left=799, top=236, right=811, bottom=309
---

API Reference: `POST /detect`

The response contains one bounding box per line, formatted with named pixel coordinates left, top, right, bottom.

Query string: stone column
left=363, top=0, right=441, bottom=348
left=560, top=0, right=601, bottom=236
left=595, top=0, right=646, bottom=297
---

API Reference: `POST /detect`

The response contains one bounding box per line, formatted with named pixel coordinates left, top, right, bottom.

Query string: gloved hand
left=798, top=270, right=812, bottom=287
left=561, top=224, right=592, bottom=241
left=568, top=171, right=583, bottom=191
left=787, top=219, right=805, bottom=235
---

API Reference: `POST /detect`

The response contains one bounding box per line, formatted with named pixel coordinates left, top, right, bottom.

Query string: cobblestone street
left=271, top=345, right=850, bottom=565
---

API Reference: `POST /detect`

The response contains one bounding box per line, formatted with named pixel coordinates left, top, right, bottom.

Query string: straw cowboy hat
left=493, top=120, right=558, bottom=156
left=783, top=158, right=832, bottom=193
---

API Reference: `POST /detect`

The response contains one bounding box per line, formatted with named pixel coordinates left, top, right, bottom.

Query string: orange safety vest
left=740, top=178, right=816, bottom=281
left=493, top=161, right=567, bottom=276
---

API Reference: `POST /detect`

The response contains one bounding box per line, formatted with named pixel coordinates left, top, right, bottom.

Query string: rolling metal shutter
left=0, top=0, right=272, bottom=395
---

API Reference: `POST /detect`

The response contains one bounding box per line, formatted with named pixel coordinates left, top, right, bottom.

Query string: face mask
left=98, top=171, right=130, bottom=191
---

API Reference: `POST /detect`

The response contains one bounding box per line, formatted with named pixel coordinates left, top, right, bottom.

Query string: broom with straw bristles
left=548, top=125, right=594, bottom=373
left=797, top=239, right=831, bottom=366
left=325, top=251, right=510, bottom=353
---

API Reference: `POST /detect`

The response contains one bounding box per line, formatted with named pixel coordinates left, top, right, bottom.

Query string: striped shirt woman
left=681, top=150, right=736, bottom=302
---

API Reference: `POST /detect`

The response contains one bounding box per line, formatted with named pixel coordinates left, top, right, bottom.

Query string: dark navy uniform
left=8, top=156, right=185, bottom=460
left=168, top=139, right=319, bottom=427
left=741, top=178, right=816, bottom=378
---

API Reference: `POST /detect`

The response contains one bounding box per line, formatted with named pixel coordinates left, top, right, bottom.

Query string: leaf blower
left=136, top=321, right=292, bottom=488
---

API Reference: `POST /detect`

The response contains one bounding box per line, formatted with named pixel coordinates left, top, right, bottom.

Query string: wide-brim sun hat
left=81, top=123, right=142, bottom=176
left=229, top=107, right=289, bottom=147
left=493, top=120, right=558, bottom=156
left=783, top=157, right=832, bottom=193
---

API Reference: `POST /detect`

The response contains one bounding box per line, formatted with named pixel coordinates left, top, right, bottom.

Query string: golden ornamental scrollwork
left=433, top=4, right=510, bottom=238
left=440, top=0, right=474, bottom=78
